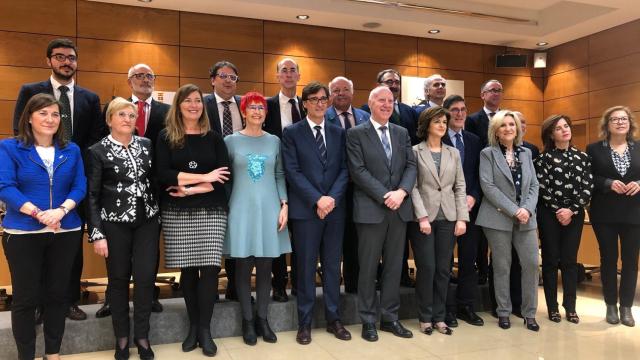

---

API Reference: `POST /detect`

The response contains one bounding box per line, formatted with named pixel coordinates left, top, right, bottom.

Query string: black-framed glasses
left=382, top=79, right=401, bottom=86
left=130, top=73, right=156, bottom=81
left=484, top=88, right=503, bottom=94
left=305, top=96, right=329, bottom=105
left=449, top=107, right=467, bottom=115
left=50, top=53, right=77, bottom=63
left=216, top=73, right=239, bottom=82
left=610, top=116, right=630, bottom=124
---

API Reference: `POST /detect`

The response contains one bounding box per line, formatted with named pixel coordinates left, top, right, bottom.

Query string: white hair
left=368, top=86, right=391, bottom=102
left=276, top=58, right=299, bottom=72
left=328, top=76, right=354, bottom=94
left=127, top=63, right=153, bottom=78
left=423, top=74, right=446, bottom=90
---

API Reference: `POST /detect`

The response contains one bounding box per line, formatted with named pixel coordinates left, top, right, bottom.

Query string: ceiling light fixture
left=137, top=0, right=152, bottom=3
left=537, top=41, right=549, bottom=46
left=428, top=29, right=440, bottom=34
left=296, top=15, right=310, bottom=20
left=362, top=22, right=382, bottom=29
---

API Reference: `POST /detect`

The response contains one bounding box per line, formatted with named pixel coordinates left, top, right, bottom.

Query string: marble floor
left=46, top=287, right=640, bottom=360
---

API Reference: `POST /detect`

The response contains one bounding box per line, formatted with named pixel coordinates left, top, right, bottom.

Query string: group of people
left=1, top=38, right=639, bottom=360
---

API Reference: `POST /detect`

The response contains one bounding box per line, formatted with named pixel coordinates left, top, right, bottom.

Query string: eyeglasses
left=449, top=108, right=467, bottom=115
left=50, top=53, right=77, bottom=63
left=279, top=67, right=298, bottom=74
left=305, top=96, right=329, bottom=105
left=247, top=105, right=265, bottom=111
left=382, top=80, right=401, bottom=86
left=216, top=73, right=239, bottom=82
left=116, top=111, right=137, bottom=120
left=432, top=82, right=446, bottom=89
left=610, top=116, right=629, bottom=124
left=130, top=73, right=156, bottom=81
left=483, top=88, right=503, bottom=94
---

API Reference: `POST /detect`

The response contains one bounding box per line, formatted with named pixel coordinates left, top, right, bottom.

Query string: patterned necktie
left=136, top=100, right=146, bottom=136
left=289, top=98, right=301, bottom=123
left=455, top=132, right=465, bottom=165
left=380, top=125, right=392, bottom=166
left=314, top=125, right=327, bottom=165
left=58, top=85, right=72, bottom=140
left=221, top=101, right=233, bottom=137
left=342, top=112, right=351, bottom=130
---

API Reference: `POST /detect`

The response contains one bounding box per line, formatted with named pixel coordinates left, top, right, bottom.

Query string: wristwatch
left=58, top=205, right=70, bottom=215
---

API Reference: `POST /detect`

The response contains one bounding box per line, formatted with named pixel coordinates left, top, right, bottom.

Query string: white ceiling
left=92, top=0, right=640, bottom=49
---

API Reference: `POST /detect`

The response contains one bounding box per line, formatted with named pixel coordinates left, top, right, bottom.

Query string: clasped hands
left=316, top=196, right=335, bottom=219
left=36, top=208, right=65, bottom=230
left=383, top=189, right=407, bottom=211
left=514, top=208, right=531, bottom=224
left=611, top=180, right=640, bottom=196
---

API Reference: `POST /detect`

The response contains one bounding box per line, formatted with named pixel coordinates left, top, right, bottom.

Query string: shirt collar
left=370, top=117, right=389, bottom=130
left=50, top=75, right=74, bottom=92
left=307, top=117, right=325, bottom=130
left=131, top=94, right=152, bottom=106
left=107, top=134, right=134, bottom=146
left=483, top=106, right=498, bottom=116
left=448, top=128, right=462, bottom=138
left=214, top=92, right=236, bottom=104
left=279, top=91, right=295, bottom=104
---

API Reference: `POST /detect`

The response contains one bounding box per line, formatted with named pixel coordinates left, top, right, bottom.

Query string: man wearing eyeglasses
left=12, top=38, right=104, bottom=322
left=413, top=74, right=447, bottom=116
left=205, top=61, right=244, bottom=138
left=465, top=79, right=503, bottom=148
left=282, top=82, right=350, bottom=345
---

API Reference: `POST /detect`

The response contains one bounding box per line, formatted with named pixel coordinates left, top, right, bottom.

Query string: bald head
left=368, top=86, right=394, bottom=125
left=127, top=63, right=155, bottom=100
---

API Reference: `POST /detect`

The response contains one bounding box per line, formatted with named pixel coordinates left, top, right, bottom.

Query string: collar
left=107, top=134, right=134, bottom=146
left=333, top=106, right=353, bottom=116
left=483, top=106, right=498, bottom=116
left=279, top=91, right=295, bottom=104
left=214, top=92, right=236, bottom=104
left=50, top=75, right=74, bottom=91
left=448, top=128, right=463, bottom=138
left=428, top=100, right=441, bottom=108
left=307, top=117, right=325, bottom=130
left=370, top=117, right=389, bottom=130
left=131, top=94, right=152, bottom=106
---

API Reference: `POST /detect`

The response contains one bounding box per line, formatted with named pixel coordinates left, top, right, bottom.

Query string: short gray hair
left=276, top=58, right=299, bottom=72
left=328, top=76, right=354, bottom=94
left=423, top=74, right=445, bottom=90
left=481, top=79, right=501, bottom=92
left=127, top=63, right=153, bottom=78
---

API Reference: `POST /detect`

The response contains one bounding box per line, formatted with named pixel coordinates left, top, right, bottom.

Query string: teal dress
left=224, top=132, right=291, bottom=258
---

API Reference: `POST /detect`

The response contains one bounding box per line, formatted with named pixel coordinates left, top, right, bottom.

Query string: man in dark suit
left=203, top=60, right=243, bottom=301
left=95, top=63, right=169, bottom=318
left=13, top=38, right=104, bottom=322
left=347, top=86, right=416, bottom=342
left=263, top=58, right=306, bottom=302
left=412, top=74, right=447, bottom=117
left=282, top=82, right=351, bottom=345
left=515, top=111, right=541, bottom=159
left=325, top=76, right=369, bottom=294
left=441, top=95, right=484, bottom=327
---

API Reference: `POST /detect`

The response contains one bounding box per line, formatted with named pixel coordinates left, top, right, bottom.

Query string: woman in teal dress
left=224, top=91, right=290, bottom=346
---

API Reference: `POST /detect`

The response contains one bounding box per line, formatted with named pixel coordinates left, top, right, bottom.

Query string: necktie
left=58, top=85, right=72, bottom=140
left=289, top=98, right=301, bottom=123
left=314, top=125, right=327, bottom=165
left=221, top=101, right=233, bottom=137
left=455, top=132, right=465, bottom=165
left=380, top=125, right=392, bottom=166
left=342, top=112, right=351, bottom=130
left=489, top=112, right=496, bottom=119
left=136, top=100, right=146, bottom=136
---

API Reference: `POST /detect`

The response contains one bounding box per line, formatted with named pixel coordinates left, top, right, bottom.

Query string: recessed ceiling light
left=137, top=0, right=152, bottom=3
left=362, top=22, right=382, bottom=29
left=537, top=41, right=549, bottom=46
left=296, top=15, right=310, bottom=20
left=428, top=29, right=440, bottom=34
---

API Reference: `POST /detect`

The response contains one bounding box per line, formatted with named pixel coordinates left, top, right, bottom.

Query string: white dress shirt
left=307, top=117, right=326, bottom=147
left=214, top=92, right=243, bottom=133
left=370, top=117, right=392, bottom=156
left=279, top=91, right=299, bottom=130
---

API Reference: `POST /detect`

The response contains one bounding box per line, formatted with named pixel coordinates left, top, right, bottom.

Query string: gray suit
left=476, top=146, right=540, bottom=318
left=346, top=120, right=416, bottom=323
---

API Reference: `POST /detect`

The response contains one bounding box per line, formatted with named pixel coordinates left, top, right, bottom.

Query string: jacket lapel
left=206, top=96, right=222, bottom=135
left=364, top=121, right=390, bottom=170
left=302, top=121, right=326, bottom=167
left=492, top=146, right=514, bottom=186
left=439, top=146, right=452, bottom=179
left=417, top=142, right=441, bottom=185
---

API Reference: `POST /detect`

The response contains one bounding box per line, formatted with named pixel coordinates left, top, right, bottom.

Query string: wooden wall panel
left=494, top=75, right=543, bottom=101
left=180, top=13, right=263, bottom=52
left=417, top=39, right=483, bottom=72
left=523, top=124, right=542, bottom=148
left=263, top=55, right=344, bottom=86
left=264, top=22, right=344, bottom=60
left=0, top=32, right=59, bottom=68
left=76, top=72, right=180, bottom=104
left=346, top=62, right=417, bottom=90
left=500, top=100, right=543, bottom=125
left=543, top=93, right=590, bottom=121
left=482, top=45, right=544, bottom=78
left=588, top=117, right=601, bottom=143
left=0, top=0, right=76, bottom=36
left=588, top=83, right=640, bottom=118
left=571, top=121, right=587, bottom=151
left=544, top=68, right=588, bottom=100
left=0, top=100, right=14, bottom=135
left=546, top=38, right=588, bottom=76
left=588, top=20, right=640, bottom=65
left=77, top=39, right=179, bottom=76
left=589, top=53, right=640, bottom=92
left=0, top=66, right=51, bottom=100
left=465, top=97, right=484, bottom=114
left=345, top=30, right=417, bottom=66
left=180, top=47, right=263, bottom=82
left=417, top=68, right=484, bottom=98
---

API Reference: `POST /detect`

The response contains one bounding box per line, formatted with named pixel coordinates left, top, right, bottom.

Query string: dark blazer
left=522, top=140, right=540, bottom=160
left=361, top=102, right=418, bottom=145
left=13, top=80, right=104, bottom=151
left=346, top=120, right=417, bottom=224
left=263, top=94, right=306, bottom=138
left=324, top=106, right=369, bottom=128
left=442, top=130, right=482, bottom=201
left=101, top=97, right=169, bottom=146
left=204, top=94, right=243, bottom=136
left=587, top=140, right=640, bottom=224
left=465, top=110, right=490, bottom=148
left=281, top=120, right=349, bottom=220
left=412, top=103, right=430, bottom=118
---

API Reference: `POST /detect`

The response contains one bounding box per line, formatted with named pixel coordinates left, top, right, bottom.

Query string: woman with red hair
left=224, top=91, right=290, bottom=345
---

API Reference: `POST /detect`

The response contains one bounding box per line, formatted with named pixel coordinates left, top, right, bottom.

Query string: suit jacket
left=362, top=102, right=418, bottom=145
left=281, top=120, right=349, bottom=220
left=13, top=80, right=104, bottom=151
left=587, top=140, right=640, bottom=224
left=412, top=103, right=430, bottom=118
left=263, top=94, right=306, bottom=138
left=204, top=94, right=243, bottom=136
left=476, top=146, right=539, bottom=231
left=346, top=120, right=417, bottom=223
left=411, top=142, right=469, bottom=222
left=324, top=106, right=369, bottom=129
left=465, top=110, right=490, bottom=148
left=522, top=140, right=540, bottom=160
left=442, top=130, right=481, bottom=201
left=101, top=97, right=169, bottom=145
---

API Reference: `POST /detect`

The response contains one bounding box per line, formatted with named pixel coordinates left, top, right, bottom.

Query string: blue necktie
left=314, top=125, right=327, bottom=165
left=380, top=125, right=392, bottom=166
left=455, top=132, right=465, bottom=165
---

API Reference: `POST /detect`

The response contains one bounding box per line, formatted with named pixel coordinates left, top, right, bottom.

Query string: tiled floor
left=50, top=287, right=640, bottom=360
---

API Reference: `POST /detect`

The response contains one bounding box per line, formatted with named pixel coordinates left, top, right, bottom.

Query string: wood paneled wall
left=0, top=0, right=544, bottom=144
left=544, top=19, right=640, bottom=150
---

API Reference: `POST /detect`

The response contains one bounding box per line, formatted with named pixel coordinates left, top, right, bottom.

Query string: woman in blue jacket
left=0, top=93, right=86, bottom=360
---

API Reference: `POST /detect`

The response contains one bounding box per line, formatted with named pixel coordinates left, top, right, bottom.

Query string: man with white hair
left=413, top=74, right=447, bottom=116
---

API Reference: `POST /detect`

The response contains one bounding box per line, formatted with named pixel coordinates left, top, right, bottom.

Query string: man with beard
left=13, top=38, right=104, bottom=322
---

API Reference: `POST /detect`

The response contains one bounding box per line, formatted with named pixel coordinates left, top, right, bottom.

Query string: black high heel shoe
left=419, top=322, right=433, bottom=335
left=198, top=328, right=218, bottom=357
left=566, top=312, right=580, bottom=324
left=498, top=316, right=511, bottom=329
left=548, top=311, right=561, bottom=323
left=524, top=318, right=540, bottom=332
left=434, top=323, right=453, bottom=335
left=114, top=338, right=130, bottom=360
left=255, top=317, right=277, bottom=343
left=134, top=338, right=154, bottom=360
left=242, top=318, right=257, bottom=345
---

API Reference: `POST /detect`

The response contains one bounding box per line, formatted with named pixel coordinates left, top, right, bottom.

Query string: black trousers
left=342, top=183, right=359, bottom=293
left=103, top=216, right=160, bottom=339
left=591, top=222, right=640, bottom=307
left=538, top=207, right=584, bottom=312
left=454, top=210, right=481, bottom=308
left=3, top=230, right=81, bottom=359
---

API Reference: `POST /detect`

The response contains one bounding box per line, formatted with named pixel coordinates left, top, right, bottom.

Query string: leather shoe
left=296, top=325, right=312, bottom=345
left=498, top=316, right=511, bottom=329
left=255, top=317, right=277, bottom=343
left=620, top=306, right=635, bottom=327
left=96, top=302, right=111, bottom=318
left=197, top=328, right=217, bottom=357
left=445, top=311, right=459, bottom=327
left=67, top=304, right=87, bottom=321
left=35, top=306, right=44, bottom=325
left=242, top=319, right=257, bottom=345
left=380, top=320, right=413, bottom=338
left=272, top=288, right=288, bottom=302
left=151, top=299, right=163, bottom=313
left=326, top=320, right=351, bottom=341
left=457, top=306, right=484, bottom=326
left=182, top=325, right=198, bottom=352
left=524, top=318, right=540, bottom=332
left=361, top=322, right=378, bottom=342
left=134, top=338, right=154, bottom=360
left=606, top=304, right=620, bottom=324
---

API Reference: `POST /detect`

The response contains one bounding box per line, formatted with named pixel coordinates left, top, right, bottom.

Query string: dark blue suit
left=282, top=119, right=349, bottom=326
left=465, top=110, right=490, bottom=148
left=325, top=106, right=369, bottom=128
left=412, top=103, right=430, bottom=118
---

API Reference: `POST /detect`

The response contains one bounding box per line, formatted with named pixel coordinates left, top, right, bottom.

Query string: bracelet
left=58, top=205, right=70, bottom=215
left=31, top=207, right=41, bottom=218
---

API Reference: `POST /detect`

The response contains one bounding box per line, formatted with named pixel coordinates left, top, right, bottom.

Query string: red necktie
left=136, top=101, right=146, bottom=136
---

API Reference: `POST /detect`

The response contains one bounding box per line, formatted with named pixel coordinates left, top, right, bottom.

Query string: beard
left=52, top=65, right=76, bottom=81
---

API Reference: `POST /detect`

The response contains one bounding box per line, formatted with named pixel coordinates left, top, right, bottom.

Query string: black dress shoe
left=35, top=306, right=44, bottom=325
left=134, top=339, right=154, bottom=360
left=182, top=325, right=198, bottom=352
left=67, top=304, right=87, bottom=321
left=478, top=273, right=488, bottom=285
left=457, top=306, right=484, bottom=326
left=272, top=288, right=288, bottom=302
left=198, top=328, right=217, bottom=357
left=445, top=311, right=459, bottom=328
left=255, top=317, right=277, bottom=343
left=361, top=322, right=378, bottom=342
left=96, top=302, right=111, bottom=318
left=524, top=318, right=540, bottom=332
left=296, top=325, right=312, bottom=345
left=380, top=320, right=413, bottom=338
left=326, top=320, right=352, bottom=340
left=151, top=299, right=163, bottom=313
left=242, top=319, right=257, bottom=345
left=498, top=316, right=511, bottom=329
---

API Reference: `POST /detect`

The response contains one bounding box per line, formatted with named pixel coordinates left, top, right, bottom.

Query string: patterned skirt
left=161, top=206, right=227, bottom=268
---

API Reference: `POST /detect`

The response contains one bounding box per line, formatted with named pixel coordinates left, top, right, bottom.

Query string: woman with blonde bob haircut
left=476, top=110, right=540, bottom=331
